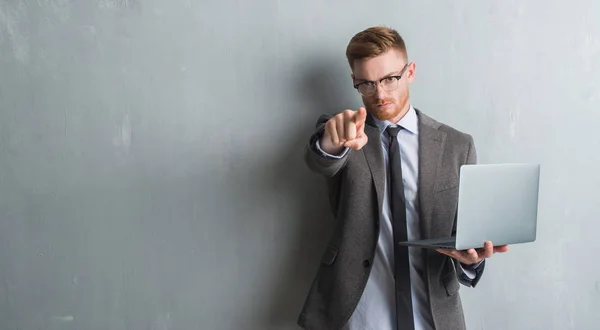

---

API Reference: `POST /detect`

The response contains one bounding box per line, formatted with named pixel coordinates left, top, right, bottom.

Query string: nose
left=375, top=82, right=386, bottom=100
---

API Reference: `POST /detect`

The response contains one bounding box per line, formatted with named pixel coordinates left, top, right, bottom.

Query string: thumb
left=355, top=131, right=369, bottom=150
left=345, top=134, right=369, bottom=150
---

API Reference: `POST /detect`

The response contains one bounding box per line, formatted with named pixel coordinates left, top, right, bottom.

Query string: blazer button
left=363, top=260, right=370, bottom=268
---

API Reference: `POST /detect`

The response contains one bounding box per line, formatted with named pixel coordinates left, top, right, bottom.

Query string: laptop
left=397, top=163, right=540, bottom=250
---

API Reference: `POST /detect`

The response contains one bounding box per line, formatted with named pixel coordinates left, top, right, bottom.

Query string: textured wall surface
left=0, top=1, right=598, bottom=329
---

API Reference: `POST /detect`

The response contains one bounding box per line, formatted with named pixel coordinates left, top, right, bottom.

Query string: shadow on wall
left=242, top=54, right=355, bottom=329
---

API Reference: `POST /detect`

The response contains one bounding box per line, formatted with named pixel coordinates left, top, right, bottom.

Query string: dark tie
left=386, top=125, right=414, bottom=330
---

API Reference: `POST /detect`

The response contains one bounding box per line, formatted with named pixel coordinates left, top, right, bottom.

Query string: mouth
left=377, top=103, right=392, bottom=108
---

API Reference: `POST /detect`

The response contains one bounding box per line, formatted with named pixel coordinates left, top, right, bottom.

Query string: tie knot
left=386, top=125, right=402, bottom=138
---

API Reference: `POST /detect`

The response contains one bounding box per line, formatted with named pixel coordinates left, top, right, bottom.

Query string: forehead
left=352, top=49, right=406, bottom=81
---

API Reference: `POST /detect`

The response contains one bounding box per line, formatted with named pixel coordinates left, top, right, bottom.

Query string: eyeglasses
left=353, top=64, right=409, bottom=97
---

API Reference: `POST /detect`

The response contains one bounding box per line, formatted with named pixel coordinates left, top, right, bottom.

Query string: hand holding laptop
left=397, top=163, right=540, bottom=252
left=435, top=241, right=509, bottom=266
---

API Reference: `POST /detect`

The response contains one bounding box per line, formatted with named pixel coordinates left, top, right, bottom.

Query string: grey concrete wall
left=0, top=1, right=598, bottom=329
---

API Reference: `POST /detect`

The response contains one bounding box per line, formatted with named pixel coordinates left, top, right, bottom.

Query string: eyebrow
left=355, top=71, right=403, bottom=83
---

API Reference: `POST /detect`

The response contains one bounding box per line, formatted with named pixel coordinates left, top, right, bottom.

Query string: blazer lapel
left=417, top=113, right=446, bottom=239
left=363, top=116, right=385, bottom=215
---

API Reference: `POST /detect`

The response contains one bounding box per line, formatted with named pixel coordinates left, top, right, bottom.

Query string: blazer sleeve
left=465, top=133, right=477, bottom=166
left=453, top=134, right=486, bottom=287
left=304, top=114, right=353, bottom=178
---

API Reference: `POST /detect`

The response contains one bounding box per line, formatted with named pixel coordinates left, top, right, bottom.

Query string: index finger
left=354, top=107, right=367, bottom=124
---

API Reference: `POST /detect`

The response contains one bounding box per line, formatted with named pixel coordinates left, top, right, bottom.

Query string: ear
left=350, top=72, right=356, bottom=86
left=407, top=62, right=416, bottom=83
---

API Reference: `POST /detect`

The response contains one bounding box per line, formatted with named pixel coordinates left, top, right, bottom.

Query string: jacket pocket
left=442, top=273, right=460, bottom=296
left=321, top=245, right=338, bottom=265
left=436, top=177, right=459, bottom=193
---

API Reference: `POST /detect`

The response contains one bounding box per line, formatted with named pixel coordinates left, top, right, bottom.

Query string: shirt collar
left=373, top=104, right=418, bottom=135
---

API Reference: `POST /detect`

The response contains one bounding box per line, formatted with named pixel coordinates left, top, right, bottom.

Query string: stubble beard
left=365, top=90, right=410, bottom=123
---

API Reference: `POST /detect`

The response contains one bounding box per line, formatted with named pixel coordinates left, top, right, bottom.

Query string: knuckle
left=326, top=119, right=336, bottom=131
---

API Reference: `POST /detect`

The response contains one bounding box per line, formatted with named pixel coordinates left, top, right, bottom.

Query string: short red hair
left=346, top=26, right=408, bottom=69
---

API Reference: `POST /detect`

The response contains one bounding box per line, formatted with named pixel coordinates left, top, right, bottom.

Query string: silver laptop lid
left=455, top=163, right=540, bottom=250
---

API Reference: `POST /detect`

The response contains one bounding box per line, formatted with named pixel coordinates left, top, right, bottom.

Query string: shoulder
left=415, top=108, right=474, bottom=146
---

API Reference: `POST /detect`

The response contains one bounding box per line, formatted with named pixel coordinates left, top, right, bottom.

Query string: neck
left=389, top=103, right=411, bottom=124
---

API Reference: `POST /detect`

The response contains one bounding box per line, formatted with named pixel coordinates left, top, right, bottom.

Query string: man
left=297, top=26, right=508, bottom=330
